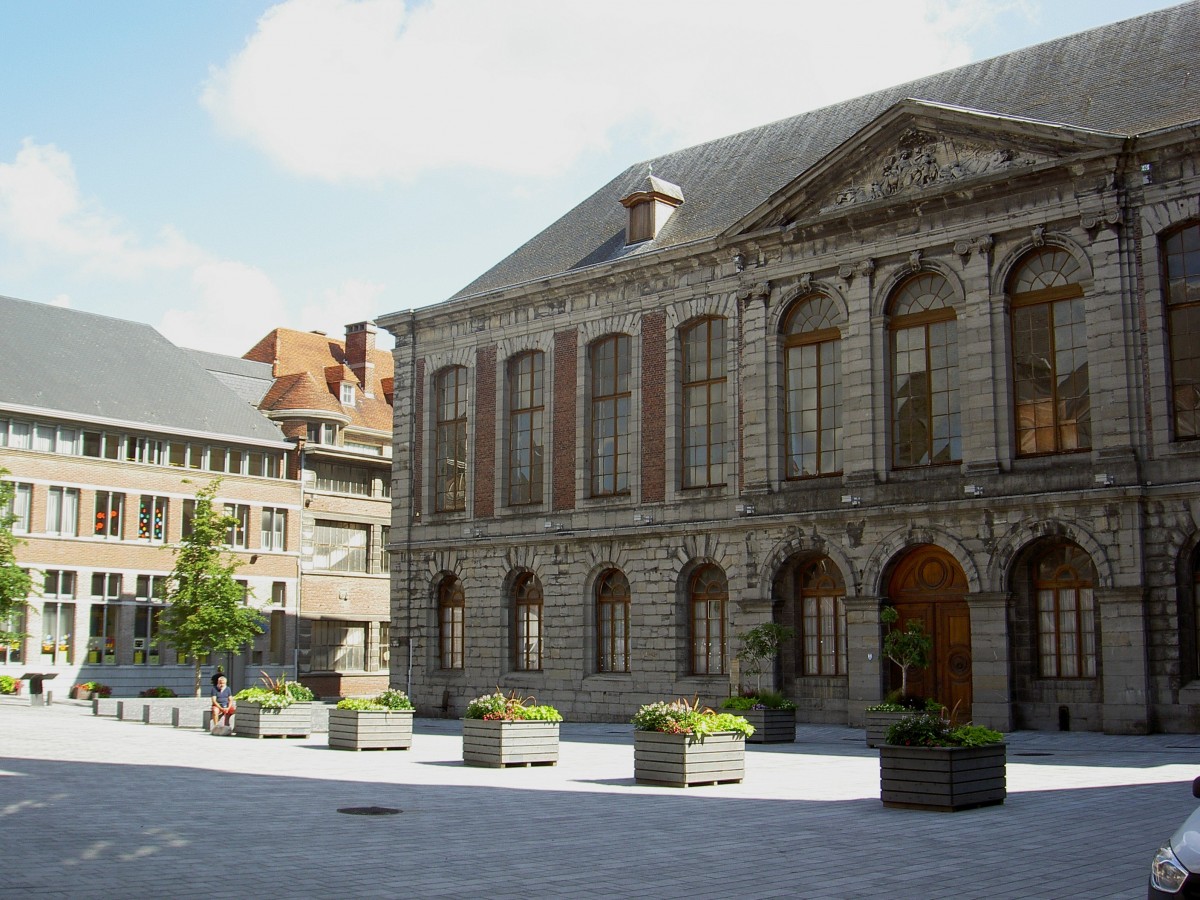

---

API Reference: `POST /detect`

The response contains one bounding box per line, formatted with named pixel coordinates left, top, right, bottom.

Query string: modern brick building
left=0, top=295, right=299, bottom=698
left=379, top=4, right=1200, bottom=733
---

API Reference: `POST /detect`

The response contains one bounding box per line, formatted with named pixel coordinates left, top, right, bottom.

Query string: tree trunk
left=193, top=659, right=202, bottom=698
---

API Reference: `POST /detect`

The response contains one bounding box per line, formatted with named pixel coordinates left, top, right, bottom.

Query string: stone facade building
left=380, top=4, right=1200, bottom=732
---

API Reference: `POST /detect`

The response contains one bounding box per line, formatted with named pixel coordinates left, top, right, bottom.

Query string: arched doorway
left=887, top=544, right=972, bottom=719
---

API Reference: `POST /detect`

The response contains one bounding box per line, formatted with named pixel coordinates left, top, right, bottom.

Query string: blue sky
left=0, top=0, right=1181, bottom=355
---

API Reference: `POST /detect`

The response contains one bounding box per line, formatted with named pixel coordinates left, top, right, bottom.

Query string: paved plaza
left=1, top=697, right=1199, bottom=899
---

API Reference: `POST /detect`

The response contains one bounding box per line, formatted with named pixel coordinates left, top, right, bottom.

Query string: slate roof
left=186, top=349, right=275, bottom=407
left=243, top=328, right=393, bottom=433
left=450, top=2, right=1200, bottom=301
left=0, top=294, right=287, bottom=445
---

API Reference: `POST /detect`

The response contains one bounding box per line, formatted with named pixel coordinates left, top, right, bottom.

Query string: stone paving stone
left=1, top=697, right=1198, bottom=898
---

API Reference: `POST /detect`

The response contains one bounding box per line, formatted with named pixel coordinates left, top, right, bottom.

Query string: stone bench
left=115, top=697, right=209, bottom=725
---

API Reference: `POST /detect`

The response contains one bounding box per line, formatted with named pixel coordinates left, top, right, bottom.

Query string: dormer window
left=340, top=383, right=356, bottom=405
left=620, top=174, right=683, bottom=245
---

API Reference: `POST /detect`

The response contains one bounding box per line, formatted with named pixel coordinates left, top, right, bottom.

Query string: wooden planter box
left=739, top=708, right=795, bottom=743
left=328, top=708, right=414, bottom=751
left=880, top=743, right=1006, bottom=811
left=634, top=731, right=746, bottom=787
left=235, top=702, right=312, bottom=739
left=462, top=719, right=559, bottom=767
left=865, top=710, right=918, bottom=748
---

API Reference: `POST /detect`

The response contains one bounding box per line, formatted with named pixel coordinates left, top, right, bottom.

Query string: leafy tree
left=735, top=622, right=795, bottom=695
left=0, top=469, right=32, bottom=646
left=155, top=480, right=263, bottom=697
left=881, top=605, right=932, bottom=699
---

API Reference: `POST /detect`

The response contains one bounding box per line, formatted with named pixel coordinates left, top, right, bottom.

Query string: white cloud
left=299, top=278, right=387, bottom=337
left=159, top=261, right=290, bottom=353
left=201, top=0, right=1027, bottom=182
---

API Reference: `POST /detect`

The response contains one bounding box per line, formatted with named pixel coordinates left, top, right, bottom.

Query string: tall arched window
left=508, top=351, right=545, bottom=505
left=512, top=572, right=543, bottom=671
left=434, top=366, right=468, bottom=512
left=1010, top=248, right=1090, bottom=456
left=1164, top=223, right=1200, bottom=439
left=590, top=335, right=631, bottom=497
left=681, top=317, right=727, bottom=488
left=438, top=576, right=464, bottom=669
left=596, top=569, right=630, bottom=672
left=889, top=273, right=960, bottom=467
left=795, top=557, right=847, bottom=676
left=1034, top=542, right=1097, bottom=678
left=783, top=295, right=842, bottom=478
left=689, top=565, right=727, bottom=675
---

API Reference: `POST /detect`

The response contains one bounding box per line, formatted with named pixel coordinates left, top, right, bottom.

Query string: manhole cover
left=337, top=806, right=401, bottom=816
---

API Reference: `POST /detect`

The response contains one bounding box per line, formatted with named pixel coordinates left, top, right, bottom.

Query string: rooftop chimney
left=345, top=322, right=377, bottom=398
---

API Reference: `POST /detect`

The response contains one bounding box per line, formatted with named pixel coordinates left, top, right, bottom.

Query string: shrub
left=721, top=690, right=797, bottom=711
left=884, top=712, right=1002, bottom=748
left=631, top=697, right=754, bottom=740
left=139, top=686, right=177, bottom=698
left=335, top=689, right=415, bottom=712
left=233, top=671, right=315, bottom=709
left=464, top=690, right=561, bottom=721
left=0, top=675, right=18, bottom=694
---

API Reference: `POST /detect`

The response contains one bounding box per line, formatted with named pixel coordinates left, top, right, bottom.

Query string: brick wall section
left=552, top=328, right=578, bottom=511
left=413, top=358, right=425, bottom=521
left=640, top=310, right=666, bottom=503
left=473, top=345, right=496, bottom=517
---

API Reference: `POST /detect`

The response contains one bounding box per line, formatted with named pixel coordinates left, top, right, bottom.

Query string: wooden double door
left=887, top=545, right=972, bottom=720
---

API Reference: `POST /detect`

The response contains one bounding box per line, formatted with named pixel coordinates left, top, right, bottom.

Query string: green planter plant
left=879, top=712, right=1006, bottom=811
left=233, top=672, right=316, bottom=739
left=721, top=691, right=796, bottom=743
left=631, top=698, right=753, bottom=787
left=462, top=691, right=562, bottom=767
left=329, top=689, right=416, bottom=751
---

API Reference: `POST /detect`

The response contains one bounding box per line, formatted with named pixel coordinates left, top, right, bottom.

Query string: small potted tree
left=865, top=606, right=936, bottom=747
left=329, top=689, right=416, bottom=751
left=879, top=712, right=1005, bottom=811
left=462, top=690, right=562, bottom=767
left=722, top=622, right=796, bottom=743
left=632, top=698, right=753, bottom=787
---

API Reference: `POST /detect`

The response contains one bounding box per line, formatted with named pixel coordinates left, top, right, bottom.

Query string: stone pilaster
left=1099, top=585, right=1152, bottom=734
left=965, top=591, right=1013, bottom=731
left=845, top=593, right=883, bottom=726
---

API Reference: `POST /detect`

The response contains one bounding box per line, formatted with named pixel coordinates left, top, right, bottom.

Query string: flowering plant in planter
left=464, top=690, right=561, bottom=721
left=73, top=681, right=112, bottom=698
left=631, top=697, right=754, bottom=740
left=335, top=689, right=415, bottom=712
left=721, top=689, right=796, bottom=712
left=139, top=686, right=177, bottom=698
left=865, top=692, right=941, bottom=714
left=0, top=675, right=19, bottom=694
left=884, top=712, right=1002, bottom=748
left=233, top=671, right=315, bottom=709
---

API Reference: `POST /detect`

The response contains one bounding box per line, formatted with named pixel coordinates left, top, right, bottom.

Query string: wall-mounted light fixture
left=841, top=495, right=861, bottom=507
left=964, top=484, right=984, bottom=497
left=462, top=525, right=484, bottom=539
left=735, top=502, right=755, bottom=516
left=1094, top=473, right=1115, bottom=487
left=544, top=521, right=565, bottom=532
left=633, top=513, right=655, bottom=525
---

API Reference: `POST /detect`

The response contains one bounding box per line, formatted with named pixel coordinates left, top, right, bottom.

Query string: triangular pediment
left=730, top=99, right=1126, bottom=237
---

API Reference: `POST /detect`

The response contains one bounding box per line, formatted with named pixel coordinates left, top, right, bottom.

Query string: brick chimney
left=345, top=321, right=376, bottom=397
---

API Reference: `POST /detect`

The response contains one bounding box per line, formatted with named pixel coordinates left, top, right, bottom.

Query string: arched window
left=434, top=366, right=468, bottom=512
left=1164, top=223, right=1200, bottom=439
left=795, top=557, right=846, bottom=676
left=681, top=317, right=727, bottom=488
left=1010, top=248, right=1090, bottom=456
left=889, top=273, right=960, bottom=467
left=512, top=572, right=543, bottom=671
left=590, top=335, right=631, bottom=497
left=1034, top=542, right=1096, bottom=678
left=508, top=352, right=544, bottom=505
left=596, top=569, right=630, bottom=672
left=689, top=565, right=727, bottom=675
left=438, top=576, right=464, bottom=669
left=783, top=295, right=842, bottom=478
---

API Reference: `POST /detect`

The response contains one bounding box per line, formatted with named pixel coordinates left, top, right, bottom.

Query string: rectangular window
left=87, top=603, right=119, bottom=666
left=224, top=504, right=249, bottom=548
left=136, top=574, right=166, bottom=602
left=4, top=482, right=32, bottom=534
left=91, top=572, right=122, bottom=600
left=33, top=423, right=55, bottom=452
left=309, top=620, right=366, bottom=671
left=271, top=582, right=287, bottom=607
left=82, top=430, right=122, bottom=460
left=40, top=601, right=74, bottom=664
left=43, top=569, right=76, bottom=598
left=138, top=495, right=168, bottom=542
left=0, top=608, right=25, bottom=664
left=46, top=487, right=80, bottom=536
left=508, top=351, right=545, bottom=505
left=590, top=335, right=631, bottom=497
left=127, top=437, right=164, bottom=465
left=94, top=491, right=124, bottom=539
left=682, top=319, right=727, bottom=488
left=434, top=367, right=468, bottom=512
left=133, top=605, right=166, bottom=665
left=8, top=420, right=31, bottom=449
left=260, top=508, right=287, bottom=551
left=312, top=521, right=369, bottom=572
left=306, top=423, right=337, bottom=445
left=312, top=461, right=372, bottom=496
left=269, top=610, right=286, bottom=665
left=340, top=383, right=355, bottom=405
left=379, top=526, right=391, bottom=574
left=378, top=621, right=390, bottom=671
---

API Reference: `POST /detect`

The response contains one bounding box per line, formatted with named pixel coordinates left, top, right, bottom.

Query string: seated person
left=210, top=675, right=236, bottom=729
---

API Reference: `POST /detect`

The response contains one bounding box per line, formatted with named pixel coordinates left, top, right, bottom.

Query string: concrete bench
left=92, top=698, right=120, bottom=717
left=115, top=697, right=208, bottom=724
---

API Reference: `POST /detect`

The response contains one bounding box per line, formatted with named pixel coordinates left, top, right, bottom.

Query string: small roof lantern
left=620, top=173, right=683, bottom=244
